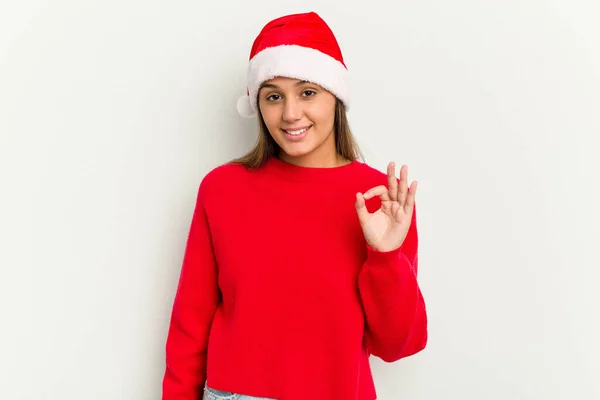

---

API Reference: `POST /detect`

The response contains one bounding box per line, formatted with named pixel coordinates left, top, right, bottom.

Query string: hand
left=355, top=162, right=417, bottom=252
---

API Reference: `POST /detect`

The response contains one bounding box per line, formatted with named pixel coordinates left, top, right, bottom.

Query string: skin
left=258, top=76, right=345, bottom=168
left=258, top=76, right=418, bottom=252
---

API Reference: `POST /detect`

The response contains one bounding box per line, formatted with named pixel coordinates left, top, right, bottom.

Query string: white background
left=1, top=0, right=599, bottom=399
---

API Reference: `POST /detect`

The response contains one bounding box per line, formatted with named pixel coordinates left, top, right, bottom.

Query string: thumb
left=355, top=192, right=370, bottom=225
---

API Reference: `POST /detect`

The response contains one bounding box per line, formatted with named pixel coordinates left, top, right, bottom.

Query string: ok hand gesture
left=355, top=163, right=417, bottom=252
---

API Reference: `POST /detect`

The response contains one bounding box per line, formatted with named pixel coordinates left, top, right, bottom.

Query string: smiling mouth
left=282, top=126, right=311, bottom=136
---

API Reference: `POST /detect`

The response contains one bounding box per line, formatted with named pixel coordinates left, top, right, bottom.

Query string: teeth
left=285, top=127, right=309, bottom=135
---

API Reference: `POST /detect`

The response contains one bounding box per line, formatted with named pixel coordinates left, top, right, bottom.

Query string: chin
left=279, top=144, right=314, bottom=158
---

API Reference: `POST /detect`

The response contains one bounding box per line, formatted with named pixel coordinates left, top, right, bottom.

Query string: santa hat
left=237, top=12, right=350, bottom=118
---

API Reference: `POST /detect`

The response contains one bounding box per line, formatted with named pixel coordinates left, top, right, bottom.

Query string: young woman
left=162, top=11, right=427, bottom=400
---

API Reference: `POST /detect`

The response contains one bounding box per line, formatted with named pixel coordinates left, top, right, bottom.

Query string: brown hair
left=229, top=98, right=363, bottom=169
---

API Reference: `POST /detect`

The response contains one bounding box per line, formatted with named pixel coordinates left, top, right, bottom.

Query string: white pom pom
left=236, top=94, right=256, bottom=118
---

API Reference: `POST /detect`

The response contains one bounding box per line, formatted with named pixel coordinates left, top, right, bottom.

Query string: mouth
left=281, top=125, right=312, bottom=141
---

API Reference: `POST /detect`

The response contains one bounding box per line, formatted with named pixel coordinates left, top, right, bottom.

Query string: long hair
left=230, top=98, right=363, bottom=169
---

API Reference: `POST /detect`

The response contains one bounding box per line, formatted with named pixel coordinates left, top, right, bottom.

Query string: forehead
left=260, top=77, right=318, bottom=89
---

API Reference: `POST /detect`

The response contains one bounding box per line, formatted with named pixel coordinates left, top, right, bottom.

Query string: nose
left=282, top=97, right=302, bottom=122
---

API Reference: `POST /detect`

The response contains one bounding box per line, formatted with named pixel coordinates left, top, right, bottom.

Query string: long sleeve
left=162, top=181, right=221, bottom=399
left=357, top=205, right=428, bottom=363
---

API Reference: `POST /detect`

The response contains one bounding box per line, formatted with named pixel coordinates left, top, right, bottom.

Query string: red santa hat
left=237, top=12, right=350, bottom=118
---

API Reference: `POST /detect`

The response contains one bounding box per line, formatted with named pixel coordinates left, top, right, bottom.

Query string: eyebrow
left=259, top=80, right=310, bottom=90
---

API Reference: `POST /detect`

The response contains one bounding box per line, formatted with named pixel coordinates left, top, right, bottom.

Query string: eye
left=266, top=93, right=281, bottom=102
left=302, top=90, right=317, bottom=97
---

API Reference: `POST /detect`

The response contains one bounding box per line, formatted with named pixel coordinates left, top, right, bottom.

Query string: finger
left=397, top=165, right=409, bottom=206
left=355, top=192, right=370, bottom=224
left=387, top=162, right=398, bottom=201
left=363, top=185, right=391, bottom=202
left=404, top=181, right=418, bottom=213
left=391, top=201, right=401, bottom=217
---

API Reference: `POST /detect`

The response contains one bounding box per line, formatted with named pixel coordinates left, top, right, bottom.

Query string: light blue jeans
left=203, top=385, right=276, bottom=400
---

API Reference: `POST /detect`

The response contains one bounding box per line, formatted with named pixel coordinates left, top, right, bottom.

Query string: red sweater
left=162, top=156, right=427, bottom=400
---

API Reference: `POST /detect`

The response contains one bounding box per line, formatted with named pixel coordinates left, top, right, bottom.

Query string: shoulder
left=196, top=162, right=250, bottom=201
left=202, top=161, right=248, bottom=184
left=353, top=160, right=390, bottom=189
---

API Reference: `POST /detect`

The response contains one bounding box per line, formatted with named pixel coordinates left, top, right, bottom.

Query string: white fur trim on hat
left=238, top=44, right=350, bottom=117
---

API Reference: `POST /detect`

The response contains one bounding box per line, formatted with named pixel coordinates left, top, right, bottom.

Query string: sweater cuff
left=365, top=244, right=405, bottom=267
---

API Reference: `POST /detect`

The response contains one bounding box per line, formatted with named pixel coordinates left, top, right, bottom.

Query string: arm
left=358, top=204, right=428, bottom=363
left=162, top=181, right=220, bottom=399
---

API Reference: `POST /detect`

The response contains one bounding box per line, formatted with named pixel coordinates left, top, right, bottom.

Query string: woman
left=162, top=11, right=427, bottom=400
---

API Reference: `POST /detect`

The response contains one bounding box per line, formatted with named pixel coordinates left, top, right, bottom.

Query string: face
left=257, top=77, right=338, bottom=167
